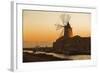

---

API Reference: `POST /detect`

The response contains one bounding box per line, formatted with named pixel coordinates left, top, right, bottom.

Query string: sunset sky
left=23, top=10, right=91, bottom=48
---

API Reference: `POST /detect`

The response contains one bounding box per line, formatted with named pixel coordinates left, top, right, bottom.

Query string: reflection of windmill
left=55, top=14, right=73, bottom=39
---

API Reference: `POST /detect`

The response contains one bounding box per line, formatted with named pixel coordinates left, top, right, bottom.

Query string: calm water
left=23, top=50, right=91, bottom=60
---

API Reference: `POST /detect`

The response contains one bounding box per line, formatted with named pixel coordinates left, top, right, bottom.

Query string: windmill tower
left=55, top=14, right=73, bottom=40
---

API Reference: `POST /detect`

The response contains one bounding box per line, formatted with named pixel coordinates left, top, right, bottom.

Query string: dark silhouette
left=53, top=21, right=90, bottom=55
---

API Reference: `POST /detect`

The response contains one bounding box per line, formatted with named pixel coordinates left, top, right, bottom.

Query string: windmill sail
left=55, top=14, right=72, bottom=38
left=60, top=14, right=71, bottom=25
left=55, top=24, right=64, bottom=30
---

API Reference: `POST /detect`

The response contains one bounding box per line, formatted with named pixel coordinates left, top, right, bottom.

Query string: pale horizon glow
left=23, top=10, right=91, bottom=48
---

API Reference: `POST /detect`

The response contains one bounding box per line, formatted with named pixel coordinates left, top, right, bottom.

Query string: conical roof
left=66, top=22, right=71, bottom=28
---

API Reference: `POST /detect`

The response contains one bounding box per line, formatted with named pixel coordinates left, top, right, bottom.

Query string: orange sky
left=23, top=10, right=91, bottom=48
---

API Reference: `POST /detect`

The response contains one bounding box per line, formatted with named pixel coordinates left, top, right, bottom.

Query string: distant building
left=53, top=22, right=91, bottom=55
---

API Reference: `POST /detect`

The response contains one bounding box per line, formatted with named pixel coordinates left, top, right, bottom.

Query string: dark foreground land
left=23, top=47, right=90, bottom=62
left=23, top=52, right=71, bottom=62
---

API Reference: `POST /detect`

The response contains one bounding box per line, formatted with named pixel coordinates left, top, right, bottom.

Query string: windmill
left=55, top=14, right=72, bottom=39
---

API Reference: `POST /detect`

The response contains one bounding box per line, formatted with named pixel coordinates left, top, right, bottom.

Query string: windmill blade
left=68, top=15, right=71, bottom=20
left=60, top=14, right=71, bottom=25
left=65, top=14, right=71, bottom=23
left=60, top=14, right=65, bottom=25
left=59, top=29, right=64, bottom=37
left=55, top=24, right=64, bottom=30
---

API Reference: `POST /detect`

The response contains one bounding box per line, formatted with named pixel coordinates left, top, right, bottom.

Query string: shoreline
left=23, top=51, right=90, bottom=63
